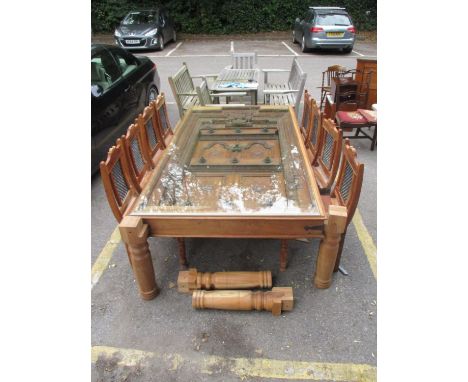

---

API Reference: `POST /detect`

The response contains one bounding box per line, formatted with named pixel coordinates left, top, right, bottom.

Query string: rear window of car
left=122, top=11, right=158, bottom=25
left=316, top=14, right=351, bottom=26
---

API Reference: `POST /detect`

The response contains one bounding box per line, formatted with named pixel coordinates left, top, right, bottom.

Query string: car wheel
left=147, top=84, right=159, bottom=105
left=173, top=30, right=177, bottom=43
left=301, top=36, right=308, bottom=53
left=292, top=31, right=296, bottom=44
left=343, top=46, right=353, bottom=53
left=158, top=35, right=164, bottom=51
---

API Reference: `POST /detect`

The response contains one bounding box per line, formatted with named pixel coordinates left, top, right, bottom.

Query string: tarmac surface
left=91, top=36, right=377, bottom=381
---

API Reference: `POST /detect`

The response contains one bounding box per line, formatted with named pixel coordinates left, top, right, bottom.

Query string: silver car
left=292, top=7, right=355, bottom=53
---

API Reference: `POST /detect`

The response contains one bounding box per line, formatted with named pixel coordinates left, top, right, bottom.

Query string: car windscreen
left=316, top=14, right=351, bottom=26
left=122, top=11, right=158, bottom=25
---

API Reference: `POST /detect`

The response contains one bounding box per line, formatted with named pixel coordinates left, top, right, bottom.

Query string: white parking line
left=281, top=41, right=299, bottom=56
left=142, top=53, right=376, bottom=59
left=230, top=41, right=234, bottom=53
left=165, top=42, right=183, bottom=57
left=352, top=49, right=364, bottom=56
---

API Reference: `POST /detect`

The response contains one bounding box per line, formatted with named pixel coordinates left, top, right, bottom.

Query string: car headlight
left=144, top=28, right=158, bottom=37
left=114, top=29, right=122, bottom=37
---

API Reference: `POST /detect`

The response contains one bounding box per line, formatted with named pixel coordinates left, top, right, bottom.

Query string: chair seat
left=264, top=83, right=297, bottom=106
left=336, top=110, right=367, bottom=124
left=357, top=109, right=377, bottom=123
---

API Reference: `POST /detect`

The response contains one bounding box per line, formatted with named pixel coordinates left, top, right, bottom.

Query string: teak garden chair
left=321, top=138, right=364, bottom=271
left=313, top=118, right=343, bottom=194
left=168, top=62, right=218, bottom=117
left=230, top=52, right=257, bottom=69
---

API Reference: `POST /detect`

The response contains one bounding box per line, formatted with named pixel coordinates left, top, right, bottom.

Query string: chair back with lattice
left=304, top=95, right=322, bottom=165
left=154, top=93, right=173, bottom=140
left=100, top=139, right=138, bottom=222
left=314, top=118, right=343, bottom=190
left=231, top=52, right=257, bottom=69
left=123, top=123, right=153, bottom=192
left=138, top=102, right=165, bottom=163
left=196, top=80, right=213, bottom=106
left=331, top=138, right=364, bottom=224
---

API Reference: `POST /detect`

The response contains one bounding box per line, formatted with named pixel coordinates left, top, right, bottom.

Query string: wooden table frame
left=119, top=106, right=347, bottom=300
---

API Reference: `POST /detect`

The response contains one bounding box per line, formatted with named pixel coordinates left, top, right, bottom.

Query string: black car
left=91, top=44, right=160, bottom=174
left=114, top=9, right=176, bottom=51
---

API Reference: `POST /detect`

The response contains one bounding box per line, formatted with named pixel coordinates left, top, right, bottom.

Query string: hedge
left=91, top=0, right=376, bottom=34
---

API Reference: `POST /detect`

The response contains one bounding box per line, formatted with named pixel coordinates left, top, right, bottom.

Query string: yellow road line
left=92, top=345, right=376, bottom=381
left=91, top=226, right=121, bottom=288
left=352, top=208, right=377, bottom=279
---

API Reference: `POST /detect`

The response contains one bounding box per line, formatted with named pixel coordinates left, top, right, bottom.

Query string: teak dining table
left=119, top=105, right=347, bottom=300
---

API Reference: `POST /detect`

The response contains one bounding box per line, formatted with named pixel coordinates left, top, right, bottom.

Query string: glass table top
left=131, top=106, right=322, bottom=217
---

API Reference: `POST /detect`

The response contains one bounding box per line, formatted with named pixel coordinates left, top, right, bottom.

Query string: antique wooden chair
left=196, top=80, right=246, bottom=106
left=153, top=93, right=174, bottom=146
left=137, top=103, right=166, bottom=168
left=123, top=123, right=154, bottom=193
left=318, top=65, right=347, bottom=110
left=230, top=52, right=257, bottom=69
left=327, top=95, right=378, bottom=151
left=168, top=62, right=218, bottom=117
left=313, top=118, right=343, bottom=194
left=262, top=58, right=307, bottom=113
left=100, top=139, right=139, bottom=223
left=321, top=138, right=364, bottom=271
left=304, top=93, right=323, bottom=165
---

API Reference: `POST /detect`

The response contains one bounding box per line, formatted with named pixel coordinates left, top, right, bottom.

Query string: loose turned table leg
left=280, top=239, right=288, bottom=272
left=177, top=238, right=188, bottom=269
left=119, top=216, right=159, bottom=300
left=314, top=205, right=347, bottom=289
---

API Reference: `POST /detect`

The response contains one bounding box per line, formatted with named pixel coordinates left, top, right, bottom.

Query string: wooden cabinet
left=356, top=58, right=377, bottom=109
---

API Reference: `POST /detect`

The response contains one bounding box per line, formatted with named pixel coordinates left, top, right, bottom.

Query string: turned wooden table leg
left=177, top=238, right=188, bottom=269
left=119, top=216, right=159, bottom=300
left=314, top=205, right=347, bottom=289
left=280, top=239, right=288, bottom=272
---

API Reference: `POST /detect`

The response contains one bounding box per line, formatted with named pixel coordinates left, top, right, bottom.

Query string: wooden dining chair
left=137, top=103, right=166, bottom=168
left=300, top=90, right=312, bottom=142
left=100, top=139, right=139, bottom=223
left=313, top=118, right=343, bottom=194
left=318, top=64, right=347, bottom=110
left=153, top=93, right=174, bottom=145
left=123, top=122, right=154, bottom=193
left=321, top=138, right=364, bottom=271
left=304, top=94, right=323, bottom=165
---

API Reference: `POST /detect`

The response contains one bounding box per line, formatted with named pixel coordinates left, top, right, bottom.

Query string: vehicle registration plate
left=125, top=39, right=140, bottom=44
left=326, top=32, right=344, bottom=38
